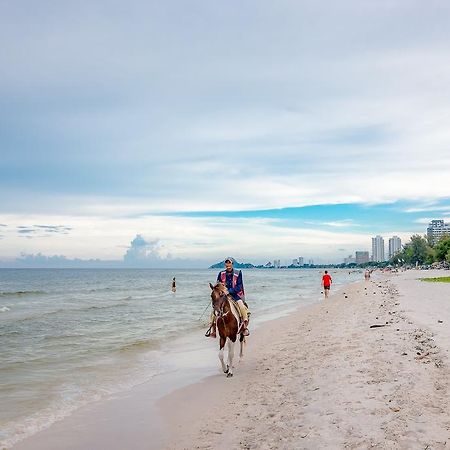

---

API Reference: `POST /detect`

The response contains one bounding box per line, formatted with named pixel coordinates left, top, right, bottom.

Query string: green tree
left=398, top=234, right=433, bottom=265
left=434, top=237, right=450, bottom=262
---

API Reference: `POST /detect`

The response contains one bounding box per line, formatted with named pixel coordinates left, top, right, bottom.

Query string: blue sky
left=1, top=1, right=450, bottom=266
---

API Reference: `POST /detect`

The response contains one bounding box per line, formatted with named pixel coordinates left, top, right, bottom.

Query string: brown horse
left=209, top=282, right=247, bottom=377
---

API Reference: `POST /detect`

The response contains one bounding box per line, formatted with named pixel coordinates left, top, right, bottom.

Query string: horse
left=209, top=282, right=247, bottom=378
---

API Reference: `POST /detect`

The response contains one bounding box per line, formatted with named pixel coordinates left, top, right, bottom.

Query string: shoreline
left=9, top=272, right=338, bottom=450
left=10, top=269, right=450, bottom=449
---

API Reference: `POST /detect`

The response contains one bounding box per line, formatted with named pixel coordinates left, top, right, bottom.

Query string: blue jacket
left=217, top=269, right=244, bottom=301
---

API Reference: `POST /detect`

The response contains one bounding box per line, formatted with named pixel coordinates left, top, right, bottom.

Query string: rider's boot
left=205, top=322, right=217, bottom=338
left=242, top=319, right=249, bottom=336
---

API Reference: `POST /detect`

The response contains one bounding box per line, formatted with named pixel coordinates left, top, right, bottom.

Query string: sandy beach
left=12, top=269, right=450, bottom=450
left=160, top=270, right=450, bottom=449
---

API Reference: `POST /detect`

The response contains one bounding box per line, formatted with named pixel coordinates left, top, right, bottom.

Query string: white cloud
left=1, top=1, right=450, bottom=261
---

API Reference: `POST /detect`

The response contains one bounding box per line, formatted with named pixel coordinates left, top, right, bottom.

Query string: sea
left=0, top=268, right=362, bottom=448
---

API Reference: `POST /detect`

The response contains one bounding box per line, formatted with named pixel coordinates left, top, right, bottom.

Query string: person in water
left=171, top=277, right=176, bottom=292
left=206, top=257, right=249, bottom=338
left=322, top=270, right=332, bottom=298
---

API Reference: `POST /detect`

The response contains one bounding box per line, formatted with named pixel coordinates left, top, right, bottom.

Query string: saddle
left=229, top=297, right=250, bottom=336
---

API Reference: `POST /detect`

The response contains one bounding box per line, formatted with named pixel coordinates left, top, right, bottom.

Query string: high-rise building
left=298, top=257, right=304, bottom=266
left=427, top=220, right=450, bottom=245
left=388, top=236, right=402, bottom=259
left=371, top=235, right=385, bottom=262
left=355, top=251, right=370, bottom=264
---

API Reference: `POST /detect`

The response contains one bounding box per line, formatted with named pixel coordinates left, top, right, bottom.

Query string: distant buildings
left=291, top=257, right=304, bottom=266
left=343, top=251, right=370, bottom=265
left=355, top=251, right=370, bottom=264
left=369, top=235, right=402, bottom=262
left=371, top=235, right=385, bottom=262
left=344, top=255, right=355, bottom=264
left=388, top=236, right=402, bottom=259
left=427, top=219, right=450, bottom=245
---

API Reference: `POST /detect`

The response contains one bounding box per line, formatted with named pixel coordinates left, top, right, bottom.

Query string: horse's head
left=209, top=282, right=229, bottom=315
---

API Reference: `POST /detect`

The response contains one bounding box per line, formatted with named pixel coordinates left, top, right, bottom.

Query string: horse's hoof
left=224, top=365, right=229, bottom=374
left=226, top=372, right=233, bottom=378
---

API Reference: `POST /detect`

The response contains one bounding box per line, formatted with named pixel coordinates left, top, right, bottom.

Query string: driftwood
left=370, top=324, right=387, bottom=328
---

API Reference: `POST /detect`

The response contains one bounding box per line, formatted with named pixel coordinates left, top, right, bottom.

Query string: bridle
left=211, top=288, right=230, bottom=320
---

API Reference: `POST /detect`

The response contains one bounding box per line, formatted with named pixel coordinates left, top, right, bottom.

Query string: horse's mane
left=214, top=282, right=229, bottom=295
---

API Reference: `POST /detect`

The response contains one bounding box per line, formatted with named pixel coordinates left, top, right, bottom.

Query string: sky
left=1, top=0, right=450, bottom=267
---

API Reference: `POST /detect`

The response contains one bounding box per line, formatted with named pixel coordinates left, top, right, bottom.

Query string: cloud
left=122, top=234, right=194, bottom=267
left=1, top=1, right=450, bottom=262
left=10, top=252, right=115, bottom=268
left=414, top=218, right=433, bottom=225
left=17, top=227, right=36, bottom=234
left=16, top=224, right=72, bottom=238
left=34, top=225, right=72, bottom=233
left=123, top=234, right=168, bottom=263
left=304, top=219, right=360, bottom=228
left=405, top=205, right=450, bottom=213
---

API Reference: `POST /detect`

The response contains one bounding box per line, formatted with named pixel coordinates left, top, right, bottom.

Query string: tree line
left=390, top=234, right=450, bottom=266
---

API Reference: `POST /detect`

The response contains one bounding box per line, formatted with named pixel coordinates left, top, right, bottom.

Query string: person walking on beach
left=206, top=257, right=249, bottom=338
left=171, top=277, right=176, bottom=293
left=322, top=270, right=332, bottom=299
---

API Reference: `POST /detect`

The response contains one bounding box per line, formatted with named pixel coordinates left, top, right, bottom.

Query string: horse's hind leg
left=219, top=337, right=228, bottom=373
left=226, top=340, right=235, bottom=377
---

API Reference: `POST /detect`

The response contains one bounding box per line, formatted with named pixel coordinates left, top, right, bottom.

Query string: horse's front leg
left=226, top=339, right=235, bottom=378
left=239, top=336, right=245, bottom=359
left=218, top=336, right=228, bottom=373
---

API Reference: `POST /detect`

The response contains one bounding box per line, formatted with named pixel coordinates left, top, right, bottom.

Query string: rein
left=214, top=294, right=231, bottom=319
left=212, top=291, right=235, bottom=335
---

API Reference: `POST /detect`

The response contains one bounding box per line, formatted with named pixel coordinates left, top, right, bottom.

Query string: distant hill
left=209, top=260, right=256, bottom=269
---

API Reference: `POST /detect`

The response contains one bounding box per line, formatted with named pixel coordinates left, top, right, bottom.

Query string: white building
left=371, top=235, right=385, bottom=262
left=298, top=257, right=304, bottom=266
left=388, top=236, right=402, bottom=259
left=427, top=220, right=450, bottom=245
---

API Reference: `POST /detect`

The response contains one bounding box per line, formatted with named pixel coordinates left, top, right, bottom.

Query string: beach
left=160, top=270, right=450, bottom=449
left=10, top=269, right=450, bottom=449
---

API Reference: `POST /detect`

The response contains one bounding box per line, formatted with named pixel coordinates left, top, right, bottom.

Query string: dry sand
left=160, top=270, right=450, bottom=449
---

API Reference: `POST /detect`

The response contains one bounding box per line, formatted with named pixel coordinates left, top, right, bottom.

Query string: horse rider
left=206, top=257, right=250, bottom=338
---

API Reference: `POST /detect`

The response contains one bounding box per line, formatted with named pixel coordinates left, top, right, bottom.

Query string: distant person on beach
left=322, top=270, right=332, bottom=298
left=171, top=277, right=176, bottom=293
left=364, top=269, right=371, bottom=280
left=206, top=257, right=250, bottom=338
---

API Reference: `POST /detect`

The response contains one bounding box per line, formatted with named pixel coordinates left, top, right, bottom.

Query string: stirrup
left=205, top=327, right=212, bottom=337
left=238, top=322, right=249, bottom=336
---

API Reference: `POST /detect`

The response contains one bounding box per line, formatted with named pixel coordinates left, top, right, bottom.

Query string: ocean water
left=0, top=268, right=362, bottom=448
